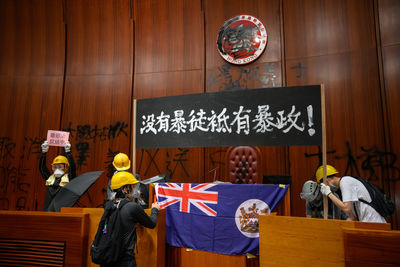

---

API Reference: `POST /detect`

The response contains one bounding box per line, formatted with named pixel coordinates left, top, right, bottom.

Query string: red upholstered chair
left=226, top=146, right=262, bottom=184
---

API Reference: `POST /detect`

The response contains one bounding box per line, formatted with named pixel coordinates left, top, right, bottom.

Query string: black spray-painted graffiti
left=63, top=121, right=129, bottom=169
left=0, top=137, right=16, bottom=160
left=207, top=62, right=279, bottom=91
left=0, top=120, right=129, bottom=210
left=104, top=149, right=120, bottom=178
left=291, top=62, right=307, bottom=79
left=0, top=137, right=33, bottom=210
left=136, top=148, right=191, bottom=180
left=166, top=148, right=190, bottom=178
left=305, top=141, right=400, bottom=183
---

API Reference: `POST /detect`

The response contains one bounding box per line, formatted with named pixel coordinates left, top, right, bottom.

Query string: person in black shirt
left=39, top=140, right=76, bottom=211
left=105, top=171, right=160, bottom=267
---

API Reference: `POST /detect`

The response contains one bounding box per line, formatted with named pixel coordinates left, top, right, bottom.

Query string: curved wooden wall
left=0, top=0, right=65, bottom=210
left=0, top=0, right=399, bottom=229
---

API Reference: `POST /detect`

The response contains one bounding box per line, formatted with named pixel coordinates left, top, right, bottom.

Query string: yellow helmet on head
left=315, top=165, right=338, bottom=182
left=112, top=153, right=131, bottom=171
left=51, top=155, right=69, bottom=168
left=110, top=171, right=139, bottom=190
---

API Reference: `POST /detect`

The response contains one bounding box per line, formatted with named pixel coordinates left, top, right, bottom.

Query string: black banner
left=136, top=85, right=322, bottom=148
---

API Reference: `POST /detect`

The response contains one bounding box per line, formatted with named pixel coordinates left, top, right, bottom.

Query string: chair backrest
left=226, top=146, right=261, bottom=184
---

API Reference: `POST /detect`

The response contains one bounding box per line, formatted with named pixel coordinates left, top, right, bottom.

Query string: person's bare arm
left=328, top=193, right=355, bottom=219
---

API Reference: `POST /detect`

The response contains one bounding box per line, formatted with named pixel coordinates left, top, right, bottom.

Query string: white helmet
left=300, top=180, right=320, bottom=202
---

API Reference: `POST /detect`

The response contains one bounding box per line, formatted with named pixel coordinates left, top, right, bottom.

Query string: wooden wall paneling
left=134, top=0, right=204, bottom=74
left=287, top=52, right=384, bottom=151
left=61, top=75, right=133, bottom=207
left=204, top=0, right=288, bottom=186
left=259, top=146, right=289, bottom=177
left=0, top=0, right=65, bottom=211
left=284, top=0, right=376, bottom=59
left=63, top=0, right=133, bottom=208
left=136, top=147, right=204, bottom=184
left=65, top=0, right=133, bottom=75
left=378, top=0, right=400, bottom=46
left=134, top=71, right=204, bottom=99
left=0, top=0, right=65, bottom=76
left=284, top=0, right=386, bottom=218
left=286, top=53, right=385, bottom=217
left=381, top=44, right=400, bottom=230
left=134, top=0, right=205, bottom=183
left=203, top=147, right=228, bottom=183
left=379, top=0, right=400, bottom=228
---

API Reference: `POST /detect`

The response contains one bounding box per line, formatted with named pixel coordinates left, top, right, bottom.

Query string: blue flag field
left=155, top=183, right=289, bottom=255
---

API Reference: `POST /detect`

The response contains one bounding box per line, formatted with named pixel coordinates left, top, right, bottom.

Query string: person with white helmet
left=300, top=166, right=347, bottom=219
left=103, top=171, right=160, bottom=267
left=39, top=140, right=76, bottom=211
left=318, top=165, right=386, bottom=223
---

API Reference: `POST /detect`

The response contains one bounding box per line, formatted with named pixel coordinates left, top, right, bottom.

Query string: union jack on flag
left=156, top=183, right=219, bottom=216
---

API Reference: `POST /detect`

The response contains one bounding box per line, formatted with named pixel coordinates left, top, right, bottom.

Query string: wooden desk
left=0, top=210, right=89, bottom=266
left=343, top=227, right=400, bottom=266
left=258, top=215, right=391, bottom=267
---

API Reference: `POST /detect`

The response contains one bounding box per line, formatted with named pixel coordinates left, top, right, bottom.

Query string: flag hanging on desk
left=155, top=183, right=289, bottom=255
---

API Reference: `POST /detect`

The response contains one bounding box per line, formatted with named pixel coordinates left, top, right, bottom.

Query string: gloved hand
left=320, top=183, right=332, bottom=196
left=64, top=141, right=71, bottom=152
left=41, top=141, right=49, bottom=153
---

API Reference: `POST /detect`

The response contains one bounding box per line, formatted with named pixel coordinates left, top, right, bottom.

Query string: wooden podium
left=258, top=215, right=393, bottom=267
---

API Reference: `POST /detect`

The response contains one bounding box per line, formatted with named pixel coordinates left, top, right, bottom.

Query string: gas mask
left=127, top=183, right=146, bottom=207
left=54, top=169, right=65, bottom=178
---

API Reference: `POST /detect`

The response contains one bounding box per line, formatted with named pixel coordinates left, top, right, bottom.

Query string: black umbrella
left=47, top=171, right=104, bottom=212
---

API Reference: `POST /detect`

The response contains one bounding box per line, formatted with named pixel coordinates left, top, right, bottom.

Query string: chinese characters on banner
left=136, top=85, right=322, bottom=148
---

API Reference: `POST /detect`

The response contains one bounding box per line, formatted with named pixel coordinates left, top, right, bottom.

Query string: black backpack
left=90, top=199, right=129, bottom=265
left=353, top=177, right=395, bottom=218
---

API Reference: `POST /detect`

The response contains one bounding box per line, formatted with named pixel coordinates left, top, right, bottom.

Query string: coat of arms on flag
left=156, top=183, right=289, bottom=255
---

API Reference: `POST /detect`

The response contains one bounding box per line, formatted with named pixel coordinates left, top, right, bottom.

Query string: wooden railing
left=0, top=211, right=89, bottom=266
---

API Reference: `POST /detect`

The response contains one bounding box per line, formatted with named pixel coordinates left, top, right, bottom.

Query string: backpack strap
left=353, top=202, right=360, bottom=221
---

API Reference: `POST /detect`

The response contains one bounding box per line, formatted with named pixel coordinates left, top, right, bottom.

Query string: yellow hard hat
left=110, top=171, right=139, bottom=190
left=112, top=153, right=131, bottom=171
left=51, top=155, right=69, bottom=168
left=315, top=165, right=338, bottom=182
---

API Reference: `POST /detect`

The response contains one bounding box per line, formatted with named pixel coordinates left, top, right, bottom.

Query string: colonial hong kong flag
left=155, top=183, right=289, bottom=255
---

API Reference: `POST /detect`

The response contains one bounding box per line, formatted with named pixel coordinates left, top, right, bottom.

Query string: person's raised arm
left=39, top=141, right=51, bottom=180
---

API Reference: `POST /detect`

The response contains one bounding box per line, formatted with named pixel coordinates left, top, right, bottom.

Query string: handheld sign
left=47, top=130, right=70, bottom=147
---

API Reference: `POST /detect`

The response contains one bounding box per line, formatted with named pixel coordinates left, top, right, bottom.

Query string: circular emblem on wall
left=217, top=15, right=268, bottom=65
left=234, top=199, right=270, bottom=238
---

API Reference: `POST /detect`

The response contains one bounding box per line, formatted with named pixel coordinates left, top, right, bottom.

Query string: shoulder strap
left=116, top=199, right=129, bottom=209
